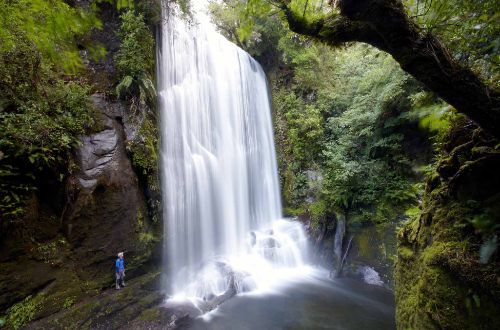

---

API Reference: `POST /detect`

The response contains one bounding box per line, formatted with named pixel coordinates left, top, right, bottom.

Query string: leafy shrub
left=115, top=10, right=155, bottom=104
left=309, top=199, right=327, bottom=228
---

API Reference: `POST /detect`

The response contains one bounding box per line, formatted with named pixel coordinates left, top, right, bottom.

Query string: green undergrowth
left=4, top=294, right=43, bottom=329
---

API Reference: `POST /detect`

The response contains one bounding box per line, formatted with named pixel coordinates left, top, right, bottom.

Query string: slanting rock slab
left=26, top=272, right=165, bottom=330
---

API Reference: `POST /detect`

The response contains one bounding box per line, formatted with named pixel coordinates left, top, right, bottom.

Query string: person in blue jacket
left=115, top=252, right=125, bottom=289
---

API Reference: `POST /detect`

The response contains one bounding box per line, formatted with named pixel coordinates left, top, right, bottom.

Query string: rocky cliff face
left=65, top=94, right=157, bottom=286
left=0, top=3, right=162, bottom=328
left=0, top=93, right=160, bottom=326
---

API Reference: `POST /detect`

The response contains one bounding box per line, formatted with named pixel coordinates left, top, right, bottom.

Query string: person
left=115, top=252, right=126, bottom=289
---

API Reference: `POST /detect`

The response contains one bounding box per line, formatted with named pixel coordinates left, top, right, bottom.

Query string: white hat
left=118, top=252, right=124, bottom=257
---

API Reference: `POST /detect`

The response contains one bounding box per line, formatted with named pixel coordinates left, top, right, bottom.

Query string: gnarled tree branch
left=276, top=0, right=500, bottom=139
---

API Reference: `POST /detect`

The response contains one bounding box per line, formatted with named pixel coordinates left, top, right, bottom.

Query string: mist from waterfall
left=157, top=3, right=309, bottom=300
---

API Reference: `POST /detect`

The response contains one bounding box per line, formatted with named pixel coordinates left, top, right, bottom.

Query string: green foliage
left=274, top=89, right=324, bottom=165
left=115, top=0, right=134, bottom=10
left=0, top=77, right=94, bottom=219
left=35, top=237, right=67, bottom=264
left=404, top=205, right=422, bottom=222
left=288, top=0, right=335, bottom=24
left=63, top=297, right=76, bottom=309
left=318, top=45, right=426, bottom=222
left=0, top=1, right=97, bottom=222
left=95, top=0, right=134, bottom=10
left=404, top=0, right=499, bottom=82
left=309, top=199, right=327, bottom=228
left=115, top=10, right=156, bottom=104
left=0, top=0, right=101, bottom=73
left=5, top=295, right=43, bottom=329
left=237, top=0, right=335, bottom=44
left=284, top=205, right=306, bottom=217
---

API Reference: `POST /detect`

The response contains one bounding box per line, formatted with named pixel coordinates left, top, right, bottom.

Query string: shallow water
left=190, top=275, right=395, bottom=330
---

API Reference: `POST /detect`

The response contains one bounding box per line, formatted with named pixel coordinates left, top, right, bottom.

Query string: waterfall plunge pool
left=187, top=273, right=395, bottom=329
left=161, top=219, right=395, bottom=330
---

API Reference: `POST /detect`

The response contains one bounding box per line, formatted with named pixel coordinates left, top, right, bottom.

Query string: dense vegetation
left=0, top=0, right=160, bottom=226
left=0, top=0, right=101, bottom=224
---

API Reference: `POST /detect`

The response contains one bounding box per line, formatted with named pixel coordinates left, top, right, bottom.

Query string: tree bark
left=277, top=0, right=500, bottom=139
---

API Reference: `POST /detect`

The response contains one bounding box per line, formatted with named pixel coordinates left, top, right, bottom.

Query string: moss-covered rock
left=395, top=127, right=500, bottom=329
left=25, top=271, right=165, bottom=330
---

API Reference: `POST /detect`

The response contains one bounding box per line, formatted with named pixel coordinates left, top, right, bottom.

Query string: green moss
left=396, top=132, right=500, bottom=329
left=136, top=209, right=144, bottom=228
left=139, top=231, right=155, bottom=244
left=138, top=308, right=160, bottom=321
left=284, top=205, right=306, bottom=217
left=405, top=206, right=422, bottom=221
left=356, top=231, right=372, bottom=259
left=130, top=116, right=159, bottom=175
left=398, top=245, right=414, bottom=259
left=421, top=241, right=467, bottom=266
left=5, top=294, right=45, bottom=329
left=63, top=296, right=76, bottom=309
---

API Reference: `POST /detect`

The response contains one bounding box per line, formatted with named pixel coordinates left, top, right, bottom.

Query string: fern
left=116, top=75, right=134, bottom=98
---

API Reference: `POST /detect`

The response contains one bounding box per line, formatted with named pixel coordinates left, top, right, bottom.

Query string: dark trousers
left=116, top=270, right=125, bottom=288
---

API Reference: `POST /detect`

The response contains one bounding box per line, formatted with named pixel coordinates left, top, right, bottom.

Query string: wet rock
left=79, top=128, right=117, bottom=179
left=90, top=94, right=124, bottom=119
left=250, top=231, right=256, bottom=247
left=78, top=178, right=97, bottom=190
left=197, top=272, right=237, bottom=314
left=27, top=272, right=165, bottom=329
left=261, top=237, right=280, bottom=249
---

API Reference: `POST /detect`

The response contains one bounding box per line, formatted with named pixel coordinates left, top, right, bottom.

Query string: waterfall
left=157, top=4, right=308, bottom=300
left=332, top=214, right=346, bottom=277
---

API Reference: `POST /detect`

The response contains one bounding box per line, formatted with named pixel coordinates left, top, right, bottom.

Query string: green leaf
left=116, top=75, right=134, bottom=97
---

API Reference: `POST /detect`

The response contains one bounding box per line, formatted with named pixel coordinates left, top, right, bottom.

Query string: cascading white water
left=157, top=3, right=309, bottom=300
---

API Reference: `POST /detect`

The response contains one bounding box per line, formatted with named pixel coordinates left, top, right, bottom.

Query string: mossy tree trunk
left=396, top=125, right=500, bottom=329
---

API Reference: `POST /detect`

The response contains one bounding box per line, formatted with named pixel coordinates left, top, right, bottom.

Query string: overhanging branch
left=272, top=0, right=500, bottom=139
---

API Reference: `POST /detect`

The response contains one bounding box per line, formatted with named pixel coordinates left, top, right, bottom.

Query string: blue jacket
left=116, top=258, right=125, bottom=273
